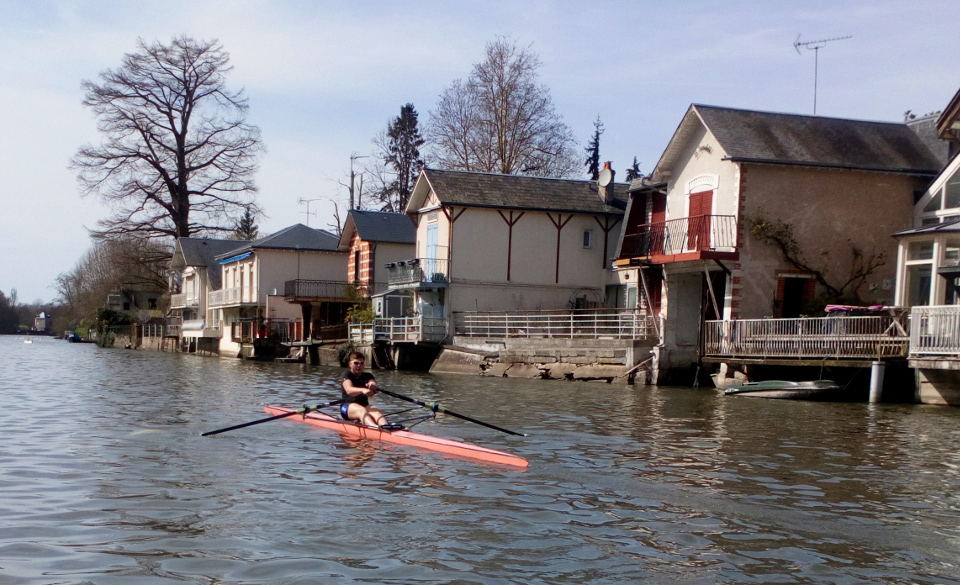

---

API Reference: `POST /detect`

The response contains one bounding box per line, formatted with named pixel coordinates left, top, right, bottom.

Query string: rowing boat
left=263, top=405, right=529, bottom=469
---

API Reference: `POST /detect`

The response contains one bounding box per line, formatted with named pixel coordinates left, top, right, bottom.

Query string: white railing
left=374, top=317, right=447, bottom=342
left=704, top=316, right=909, bottom=359
left=349, top=323, right=375, bottom=344
left=209, top=286, right=245, bottom=307
left=910, top=305, right=960, bottom=356
left=454, top=310, right=657, bottom=340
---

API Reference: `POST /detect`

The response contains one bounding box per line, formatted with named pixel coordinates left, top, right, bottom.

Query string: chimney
left=598, top=161, right=615, bottom=205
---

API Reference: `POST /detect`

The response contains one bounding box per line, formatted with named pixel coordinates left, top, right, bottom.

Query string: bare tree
left=427, top=37, right=579, bottom=178
left=55, top=238, right=170, bottom=328
left=72, top=36, right=263, bottom=242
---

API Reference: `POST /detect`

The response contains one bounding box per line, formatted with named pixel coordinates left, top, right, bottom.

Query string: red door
left=650, top=193, right=666, bottom=254
left=688, top=190, right=712, bottom=251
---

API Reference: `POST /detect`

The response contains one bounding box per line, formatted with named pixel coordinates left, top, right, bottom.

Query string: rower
left=340, top=351, right=389, bottom=429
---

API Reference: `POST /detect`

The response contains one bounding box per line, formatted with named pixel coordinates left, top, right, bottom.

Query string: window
left=907, top=264, right=932, bottom=306
left=908, top=241, right=934, bottom=261
left=583, top=229, right=593, bottom=249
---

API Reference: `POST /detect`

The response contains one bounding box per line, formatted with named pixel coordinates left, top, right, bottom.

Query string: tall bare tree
left=72, top=36, right=263, bottom=241
left=427, top=37, right=579, bottom=177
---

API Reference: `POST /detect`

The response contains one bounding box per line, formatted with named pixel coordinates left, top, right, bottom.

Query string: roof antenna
left=793, top=34, right=851, bottom=115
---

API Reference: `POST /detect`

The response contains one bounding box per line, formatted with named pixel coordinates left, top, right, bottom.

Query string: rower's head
left=348, top=351, right=365, bottom=374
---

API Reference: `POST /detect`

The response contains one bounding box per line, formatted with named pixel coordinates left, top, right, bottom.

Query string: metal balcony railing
left=387, top=258, right=449, bottom=286
left=910, top=306, right=960, bottom=356
left=453, top=309, right=658, bottom=340
left=620, top=215, right=737, bottom=259
left=703, top=316, right=909, bottom=359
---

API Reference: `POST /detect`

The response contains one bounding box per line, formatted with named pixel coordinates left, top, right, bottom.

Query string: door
left=781, top=277, right=807, bottom=318
left=688, top=190, right=712, bottom=251
left=650, top=193, right=667, bottom=254
left=426, top=223, right=439, bottom=278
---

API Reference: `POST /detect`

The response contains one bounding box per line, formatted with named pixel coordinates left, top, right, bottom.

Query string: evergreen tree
left=385, top=103, right=425, bottom=212
left=625, top=157, right=642, bottom=182
left=233, top=207, right=259, bottom=240
left=585, top=115, right=604, bottom=180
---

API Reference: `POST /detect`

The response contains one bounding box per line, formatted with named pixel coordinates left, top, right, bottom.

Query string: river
left=2, top=335, right=960, bottom=584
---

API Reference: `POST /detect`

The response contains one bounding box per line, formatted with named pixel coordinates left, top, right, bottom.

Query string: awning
left=220, top=252, right=252, bottom=264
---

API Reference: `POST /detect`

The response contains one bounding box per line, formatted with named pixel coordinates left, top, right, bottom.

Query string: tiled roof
left=350, top=210, right=416, bottom=244
left=222, top=223, right=341, bottom=257
left=694, top=105, right=941, bottom=175
left=174, top=237, right=250, bottom=290
left=421, top=168, right=628, bottom=214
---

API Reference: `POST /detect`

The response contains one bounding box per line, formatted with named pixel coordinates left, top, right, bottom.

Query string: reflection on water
left=2, top=336, right=960, bottom=584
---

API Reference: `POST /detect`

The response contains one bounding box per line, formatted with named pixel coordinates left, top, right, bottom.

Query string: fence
left=284, top=279, right=382, bottom=301
left=703, top=316, right=909, bottom=359
left=910, top=305, right=960, bottom=356
left=453, top=310, right=657, bottom=340
left=349, top=323, right=375, bottom=344
left=373, top=317, right=447, bottom=342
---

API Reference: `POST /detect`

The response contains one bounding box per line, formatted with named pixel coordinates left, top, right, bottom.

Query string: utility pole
left=793, top=34, right=851, bottom=115
left=349, top=154, right=369, bottom=210
left=298, top=197, right=321, bottom=227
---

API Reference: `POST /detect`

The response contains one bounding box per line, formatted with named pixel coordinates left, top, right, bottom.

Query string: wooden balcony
left=703, top=316, right=909, bottom=363
left=169, top=292, right=199, bottom=309
left=616, top=215, right=738, bottom=265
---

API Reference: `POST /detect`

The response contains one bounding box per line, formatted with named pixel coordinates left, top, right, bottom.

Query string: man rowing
left=340, top=351, right=389, bottom=428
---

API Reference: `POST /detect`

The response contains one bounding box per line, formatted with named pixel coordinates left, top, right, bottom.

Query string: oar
left=377, top=388, right=527, bottom=436
left=201, top=398, right=350, bottom=437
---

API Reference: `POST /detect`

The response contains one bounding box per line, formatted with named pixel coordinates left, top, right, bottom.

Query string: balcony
left=703, top=316, right=909, bottom=360
left=374, top=316, right=447, bottom=343
left=617, top=215, right=738, bottom=265
left=209, top=286, right=254, bottom=307
left=284, top=279, right=387, bottom=302
left=169, top=292, right=200, bottom=309
left=910, top=305, right=960, bottom=357
left=386, top=258, right=449, bottom=288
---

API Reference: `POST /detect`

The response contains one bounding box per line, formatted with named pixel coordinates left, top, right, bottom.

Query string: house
left=34, top=311, right=50, bottom=333
left=337, top=209, right=416, bottom=317
left=169, top=237, right=250, bottom=353
left=213, top=223, right=348, bottom=358
left=615, top=104, right=941, bottom=384
left=893, top=88, right=960, bottom=405
left=396, top=167, right=629, bottom=329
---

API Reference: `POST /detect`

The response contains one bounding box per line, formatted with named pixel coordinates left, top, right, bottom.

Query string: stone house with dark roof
left=395, top=167, right=629, bottom=342
left=614, top=104, right=941, bottom=384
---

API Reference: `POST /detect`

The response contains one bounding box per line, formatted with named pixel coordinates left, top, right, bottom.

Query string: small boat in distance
left=262, top=405, right=529, bottom=468
left=722, top=379, right=842, bottom=400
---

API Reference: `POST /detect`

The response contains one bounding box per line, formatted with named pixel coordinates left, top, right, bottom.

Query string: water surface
left=2, top=335, right=959, bottom=583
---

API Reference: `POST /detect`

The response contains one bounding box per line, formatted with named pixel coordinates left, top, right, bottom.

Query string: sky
left=1, top=0, right=958, bottom=304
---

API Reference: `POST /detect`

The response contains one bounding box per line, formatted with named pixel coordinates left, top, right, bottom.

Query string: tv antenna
left=298, top=197, right=321, bottom=227
left=794, top=34, right=851, bottom=115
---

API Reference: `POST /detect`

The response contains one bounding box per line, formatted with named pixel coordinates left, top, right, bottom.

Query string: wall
left=737, top=164, right=923, bottom=318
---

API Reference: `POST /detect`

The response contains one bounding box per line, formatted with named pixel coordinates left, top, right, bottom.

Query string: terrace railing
left=373, top=316, right=447, bottom=343
left=387, top=258, right=449, bottom=286
left=619, top=215, right=737, bottom=259
left=454, top=309, right=658, bottom=340
left=209, top=286, right=244, bottom=307
left=910, top=305, right=960, bottom=356
left=283, top=279, right=386, bottom=301
left=704, top=316, right=909, bottom=359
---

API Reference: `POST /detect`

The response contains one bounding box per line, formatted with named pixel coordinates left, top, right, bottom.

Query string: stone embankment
left=430, top=338, right=656, bottom=384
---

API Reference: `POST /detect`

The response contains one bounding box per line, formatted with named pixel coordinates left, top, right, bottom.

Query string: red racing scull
left=263, top=405, right=529, bottom=469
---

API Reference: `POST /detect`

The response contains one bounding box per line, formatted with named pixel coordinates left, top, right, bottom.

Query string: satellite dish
left=598, top=167, right=613, bottom=187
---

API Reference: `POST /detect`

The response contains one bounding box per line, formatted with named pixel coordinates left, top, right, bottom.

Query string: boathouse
left=615, top=104, right=942, bottom=385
